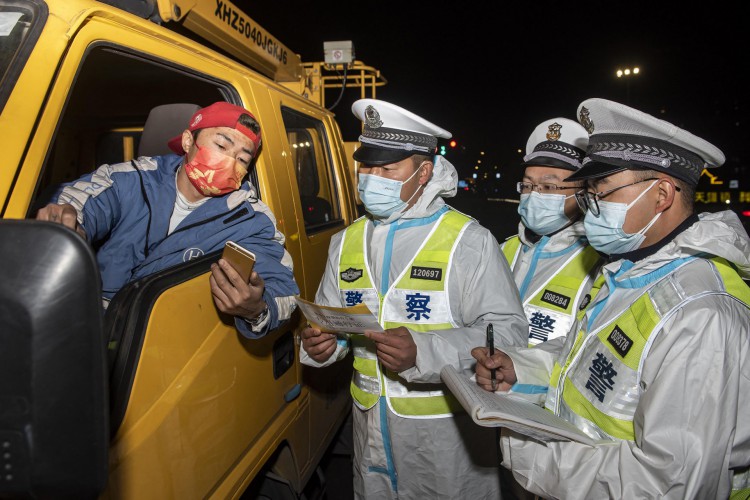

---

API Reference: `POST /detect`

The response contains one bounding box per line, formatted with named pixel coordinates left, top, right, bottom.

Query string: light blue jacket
left=55, top=153, right=298, bottom=337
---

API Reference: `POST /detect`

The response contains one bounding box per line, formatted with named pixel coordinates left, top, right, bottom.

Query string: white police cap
left=567, top=98, right=725, bottom=185
left=352, top=99, right=451, bottom=165
left=522, top=118, right=588, bottom=171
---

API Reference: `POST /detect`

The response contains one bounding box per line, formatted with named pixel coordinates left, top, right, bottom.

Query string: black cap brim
left=563, top=160, right=629, bottom=182
left=353, top=145, right=418, bottom=166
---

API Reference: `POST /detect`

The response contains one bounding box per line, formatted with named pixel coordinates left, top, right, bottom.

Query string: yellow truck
left=0, top=0, right=384, bottom=497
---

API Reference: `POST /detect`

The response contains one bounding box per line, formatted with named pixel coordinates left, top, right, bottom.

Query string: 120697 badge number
left=410, top=266, right=442, bottom=281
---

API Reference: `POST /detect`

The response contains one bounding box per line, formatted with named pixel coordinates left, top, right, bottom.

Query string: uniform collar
left=609, top=214, right=700, bottom=263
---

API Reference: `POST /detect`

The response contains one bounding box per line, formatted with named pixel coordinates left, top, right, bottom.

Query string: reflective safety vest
left=337, top=210, right=471, bottom=418
left=731, top=468, right=750, bottom=500
left=546, top=257, right=750, bottom=495
left=502, top=236, right=601, bottom=346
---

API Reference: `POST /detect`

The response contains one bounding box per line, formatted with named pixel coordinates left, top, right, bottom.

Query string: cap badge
left=546, top=122, right=562, bottom=141
left=579, top=106, right=594, bottom=134
left=190, top=114, right=203, bottom=128
left=364, top=105, right=383, bottom=129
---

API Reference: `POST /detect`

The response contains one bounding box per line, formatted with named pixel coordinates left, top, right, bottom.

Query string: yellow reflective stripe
left=384, top=320, right=452, bottom=332
left=353, top=355, right=377, bottom=377
left=339, top=218, right=372, bottom=290
left=419, top=249, right=450, bottom=259
left=390, top=393, right=463, bottom=416
left=625, top=293, right=658, bottom=350
left=542, top=246, right=600, bottom=288
left=501, top=236, right=521, bottom=267
left=394, top=210, right=468, bottom=292
left=575, top=245, right=601, bottom=278
left=596, top=293, right=655, bottom=366
left=527, top=246, right=600, bottom=314
left=561, top=377, right=634, bottom=440
left=549, top=362, right=563, bottom=391
left=730, top=488, right=750, bottom=500
left=562, top=329, right=588, bottom=372
left=439, top=209, right=471, bottom=232
left=340, top=224, right=381, bottom=410
left=711, top=257, right=750, bottom=306
left=698, top=259, right=747, bottom=497
left=350, top=383, right=379, bottom=408
left=546, top=328, right=584, bottom=412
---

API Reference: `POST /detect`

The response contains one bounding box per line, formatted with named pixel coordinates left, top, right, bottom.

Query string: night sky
left=240, top=1, right=746, bottom=184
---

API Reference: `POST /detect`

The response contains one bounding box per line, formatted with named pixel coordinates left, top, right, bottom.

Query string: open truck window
left=30, top=44, right=251, bottom=215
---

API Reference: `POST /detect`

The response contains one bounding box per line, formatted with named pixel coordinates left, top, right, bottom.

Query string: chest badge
left=540, top=290, right=571, bottom=310
left=607, top=325, right=633, bottom=358
left=340, top=267, right=363, bottom=283
left=410, top=266, right=442, bottom=281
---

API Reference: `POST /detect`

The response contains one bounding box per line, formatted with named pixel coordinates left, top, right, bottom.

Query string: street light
left=616, top=66, right=640, bottom=104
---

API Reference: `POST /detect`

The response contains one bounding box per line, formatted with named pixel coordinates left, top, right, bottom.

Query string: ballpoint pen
left=488, top=323, right=503, bottom=465
left=487, top=323, right=497, bottom=391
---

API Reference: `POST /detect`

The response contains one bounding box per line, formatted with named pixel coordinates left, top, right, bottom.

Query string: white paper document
left=441, top=365, right=602, bottom=445
left=294, top=297, right=384, bottom=335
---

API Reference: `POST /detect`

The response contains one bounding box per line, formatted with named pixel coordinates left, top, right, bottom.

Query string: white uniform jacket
left=300, top=156, right=529, bottom=499
left=301, top=157, right=528, bottom=383
left=500, top=210, right=750, bottom=499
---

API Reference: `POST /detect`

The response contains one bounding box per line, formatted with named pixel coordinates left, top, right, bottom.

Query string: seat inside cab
left=137, top=103, right=201, bottom=157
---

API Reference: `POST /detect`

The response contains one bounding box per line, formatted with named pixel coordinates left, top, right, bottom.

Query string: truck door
left=0, top=3, right=340, bottom=497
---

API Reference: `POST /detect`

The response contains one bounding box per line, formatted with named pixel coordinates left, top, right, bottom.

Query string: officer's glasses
left=516, top=182, right=583, bottom=194
left=574, top=177, right=681, bottom=216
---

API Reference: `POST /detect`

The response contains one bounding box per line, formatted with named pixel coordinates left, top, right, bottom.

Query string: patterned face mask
left=183, top=146, right=248, bottom=196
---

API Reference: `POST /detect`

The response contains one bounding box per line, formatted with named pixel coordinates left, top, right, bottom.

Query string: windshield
left=0, top=0, right=45, bottom=112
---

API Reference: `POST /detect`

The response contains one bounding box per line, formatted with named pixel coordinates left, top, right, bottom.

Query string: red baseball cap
left=167, top=101, right=262, bottom=155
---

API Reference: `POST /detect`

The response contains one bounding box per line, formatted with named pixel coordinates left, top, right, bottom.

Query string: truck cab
left=0, top=0, right=384, bottom=497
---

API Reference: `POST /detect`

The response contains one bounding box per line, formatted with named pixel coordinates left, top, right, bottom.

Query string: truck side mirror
left=0, top=220, right=108, bottom=498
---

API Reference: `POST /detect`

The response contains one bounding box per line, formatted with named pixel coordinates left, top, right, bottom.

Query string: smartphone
left=221, top=241, right=256, bottom=283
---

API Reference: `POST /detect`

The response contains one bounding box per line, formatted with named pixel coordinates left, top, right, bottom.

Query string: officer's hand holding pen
left=470, top=344, right=517, bottom=392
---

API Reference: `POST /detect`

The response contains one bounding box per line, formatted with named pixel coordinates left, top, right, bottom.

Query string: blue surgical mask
left=584, top=180, right=661, bottom=255
left=518, top=191, right=574, bottom=235
left=358, top=164, right=423, bottom=219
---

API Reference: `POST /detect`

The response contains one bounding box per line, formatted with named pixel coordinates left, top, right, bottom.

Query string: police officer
left=500, top=117, right=605, bottom=499
left=300, top=99, right=528, bottom=499
left=473, top=98, right=750, bottom=499
left=503, top=118, right=603, bottom=348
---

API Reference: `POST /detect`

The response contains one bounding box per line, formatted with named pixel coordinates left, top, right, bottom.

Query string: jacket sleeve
left=299, top=230, right=351, bottom=367
left=233, top=222, right=300, bottom=338
left=223, top=194, right=297, bottom=338
left=404, top=223, right=529, bottom=384
left=500, top=295, right=750, bottom=500
left=55, top=162, right=128, bottom=243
